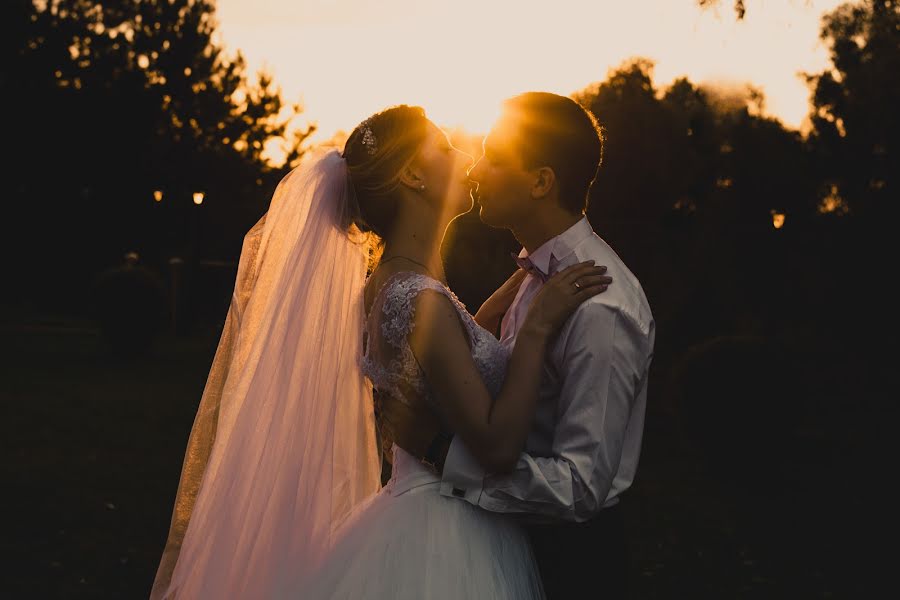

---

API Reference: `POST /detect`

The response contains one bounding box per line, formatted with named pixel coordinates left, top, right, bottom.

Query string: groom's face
left=468, top=118, right=536, bottom=229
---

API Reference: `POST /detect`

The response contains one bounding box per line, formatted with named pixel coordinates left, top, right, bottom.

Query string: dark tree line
left=2, top=0, right=313, bottom=314
left=4, top=0, right=896, bottom=380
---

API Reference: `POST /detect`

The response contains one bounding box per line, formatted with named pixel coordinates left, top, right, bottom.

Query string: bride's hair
left=342, top=105, right=430, bottom=259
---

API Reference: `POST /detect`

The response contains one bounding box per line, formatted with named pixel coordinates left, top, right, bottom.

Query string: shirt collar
left=518, top=216, right=594, bottom=276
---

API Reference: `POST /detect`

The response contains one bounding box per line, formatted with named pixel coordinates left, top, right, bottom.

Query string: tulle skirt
left=284, top=444, right=546, bottom=599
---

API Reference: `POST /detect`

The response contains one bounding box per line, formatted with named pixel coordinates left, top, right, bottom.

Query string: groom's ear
left=530, top=166, right=556, bottom=200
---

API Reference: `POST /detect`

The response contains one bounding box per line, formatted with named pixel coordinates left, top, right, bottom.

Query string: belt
left=420, top=428, right=454, bottom=475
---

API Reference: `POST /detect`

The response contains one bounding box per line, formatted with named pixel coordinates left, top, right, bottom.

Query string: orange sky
left=213, top=0, right=845, bottom=152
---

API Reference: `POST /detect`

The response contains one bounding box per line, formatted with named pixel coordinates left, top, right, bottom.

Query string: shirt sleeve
left=442, top=301, right=651, bottom=522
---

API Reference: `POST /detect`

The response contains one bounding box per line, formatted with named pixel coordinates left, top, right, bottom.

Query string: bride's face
left=408, top=122, right=475, bottom=221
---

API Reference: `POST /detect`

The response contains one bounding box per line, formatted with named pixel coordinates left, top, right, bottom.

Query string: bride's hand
left=521, top=261, right=611, bottom=339
left=474, top=268, right=528, bottom=334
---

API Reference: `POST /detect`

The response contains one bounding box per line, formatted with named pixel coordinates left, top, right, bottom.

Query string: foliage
left=2, top=0, right=314, bottom=309
left=805, top=0, right=899, bottom=219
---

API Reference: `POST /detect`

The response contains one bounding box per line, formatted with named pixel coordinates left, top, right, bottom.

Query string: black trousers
left=522, top=501, right=629, bottom=599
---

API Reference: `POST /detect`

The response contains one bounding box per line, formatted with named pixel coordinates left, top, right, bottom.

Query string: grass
left=1, top=313, right=878, bottom=598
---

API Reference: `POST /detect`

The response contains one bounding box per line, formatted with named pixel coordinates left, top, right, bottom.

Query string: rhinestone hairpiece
left=360, top=119, right=377, bottom=155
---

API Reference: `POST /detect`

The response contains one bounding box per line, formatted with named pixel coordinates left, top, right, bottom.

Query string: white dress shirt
left=439, top=216, right=655, bottom=523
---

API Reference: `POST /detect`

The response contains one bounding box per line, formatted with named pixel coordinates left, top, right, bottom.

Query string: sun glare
left=218, top=0, right=847, bottom=164
left=425, top=99, right=503, bottom=138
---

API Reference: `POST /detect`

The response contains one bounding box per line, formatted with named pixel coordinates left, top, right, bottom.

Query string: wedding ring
left=573, top=281, right=582, bottom=290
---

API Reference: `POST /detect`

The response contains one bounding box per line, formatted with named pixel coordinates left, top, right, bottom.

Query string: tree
left=805, top=0, right=899, bottom=220
left=802, top=0, right=899, bottom=383
left=2, top=1, right=314, bottom=311
left=570, top=58, right=822, bottom=355
left=574, top=59, right=681, bottom=225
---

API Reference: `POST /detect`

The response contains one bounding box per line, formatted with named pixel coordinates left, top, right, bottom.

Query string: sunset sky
left=214, top=0, right=845, bottom=147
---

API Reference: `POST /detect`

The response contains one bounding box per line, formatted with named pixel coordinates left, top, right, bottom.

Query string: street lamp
left=193, top=191, right=205, bottom=205
left=770, top=210, right=785, bottom=230
left=153, top=190, right=164, bottom=202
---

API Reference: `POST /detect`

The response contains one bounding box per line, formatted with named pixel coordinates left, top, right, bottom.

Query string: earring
left=419, top=183, right=426, bottom=191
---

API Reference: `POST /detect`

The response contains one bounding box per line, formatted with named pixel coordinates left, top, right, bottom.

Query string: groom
left=385, top=92, right=655, bottom=599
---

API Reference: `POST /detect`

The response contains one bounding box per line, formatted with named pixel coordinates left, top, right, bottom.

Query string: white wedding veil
left=149, top=148, right=382, bottom=598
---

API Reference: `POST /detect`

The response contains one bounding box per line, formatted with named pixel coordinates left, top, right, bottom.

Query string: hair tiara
left=360, top=119, right=377, bottom=155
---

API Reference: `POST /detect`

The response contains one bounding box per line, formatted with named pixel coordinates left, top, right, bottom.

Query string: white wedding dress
left=290, top=270, right=546, bottom=599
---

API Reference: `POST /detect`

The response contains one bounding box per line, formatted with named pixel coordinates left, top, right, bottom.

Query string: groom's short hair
left=499, top=92, right=604, bottom=214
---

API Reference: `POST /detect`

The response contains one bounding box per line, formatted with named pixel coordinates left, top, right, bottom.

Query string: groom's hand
left=378, top=391, right=448, bottom=470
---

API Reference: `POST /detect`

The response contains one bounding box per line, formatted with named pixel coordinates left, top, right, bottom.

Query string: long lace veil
left=149, top=148, right=382, bottom=599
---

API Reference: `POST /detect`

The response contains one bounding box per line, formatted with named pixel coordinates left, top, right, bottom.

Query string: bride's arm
left=408, top=262, right=608, bottom=474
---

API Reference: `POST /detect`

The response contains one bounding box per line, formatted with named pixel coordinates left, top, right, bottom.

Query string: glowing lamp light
left=770, top=210, right=785, bottom=230
left=153, top=190, right=164, bottom=202
left=193, top=192, right=205, bottom=205
left=819, top=184, right=849, bottom=215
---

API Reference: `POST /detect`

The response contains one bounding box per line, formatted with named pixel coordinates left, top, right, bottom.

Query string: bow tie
left=511, top=251, right=549, bottom=283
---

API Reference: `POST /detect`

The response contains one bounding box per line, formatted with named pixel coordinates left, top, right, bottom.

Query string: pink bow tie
left=511, top=251, right=549, bottom=283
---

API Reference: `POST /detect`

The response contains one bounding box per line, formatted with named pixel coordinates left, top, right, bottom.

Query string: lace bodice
left=361, top=271, right=510, bottom=415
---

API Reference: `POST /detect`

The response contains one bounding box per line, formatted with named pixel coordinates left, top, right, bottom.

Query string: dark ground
left=1, top=310, right=883, bottom=599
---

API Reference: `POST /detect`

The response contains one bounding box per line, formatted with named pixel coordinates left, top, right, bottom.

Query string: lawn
left=1, top=313, right=875, bottom=598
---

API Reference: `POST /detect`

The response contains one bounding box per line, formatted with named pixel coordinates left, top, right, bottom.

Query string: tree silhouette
left=575, top=59, right=812, bottom=237
left=574, top=59, right=678, bottom=225
left=805, top=0, right=899, bottom=220
left=552, top=58, right=834, bottom=396
left=801, top=0, right=899, bottom=387
left=2, top=0, right=314, bottom=312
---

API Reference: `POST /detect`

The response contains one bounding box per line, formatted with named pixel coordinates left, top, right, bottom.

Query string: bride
left=149, top=104, right=610, bottom=599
